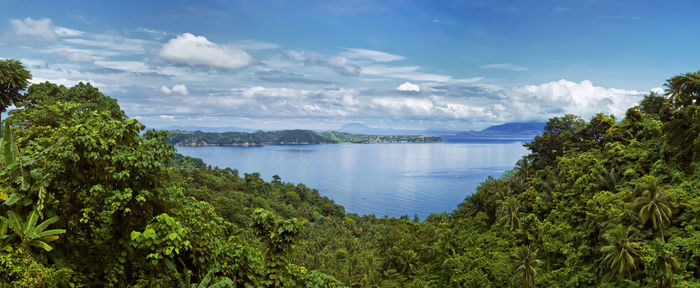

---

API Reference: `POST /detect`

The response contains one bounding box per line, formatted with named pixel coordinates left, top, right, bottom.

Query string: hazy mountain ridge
left=457, top=122, right=546, bottom=136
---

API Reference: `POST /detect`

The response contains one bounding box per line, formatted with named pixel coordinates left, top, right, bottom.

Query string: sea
left=176, top=137, right=530, bottom=219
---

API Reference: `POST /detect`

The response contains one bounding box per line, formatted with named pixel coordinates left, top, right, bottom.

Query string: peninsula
left=166, top=129, right=443, bottom=146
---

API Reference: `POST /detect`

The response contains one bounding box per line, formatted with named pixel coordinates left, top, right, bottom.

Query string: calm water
left=177, top=141, right=528, bottom=219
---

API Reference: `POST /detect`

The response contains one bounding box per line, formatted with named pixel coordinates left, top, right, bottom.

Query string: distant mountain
left=337, top=122, right=545, bottom=138
left=455, top=122, right=545, bottom=138
left=163, top=122, right=545, bottom=143
left=157, top=126, right=256, bottom=133
left=339, top=123, right=370, bottom=130
left=477, top=122, right=546, bottom=135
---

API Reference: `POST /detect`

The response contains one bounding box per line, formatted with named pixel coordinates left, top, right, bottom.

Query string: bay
left=177, top=141, right=529, bottom=219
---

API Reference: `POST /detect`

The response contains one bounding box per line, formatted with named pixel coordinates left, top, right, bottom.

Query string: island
left=165, top=129, right=443, bottom=146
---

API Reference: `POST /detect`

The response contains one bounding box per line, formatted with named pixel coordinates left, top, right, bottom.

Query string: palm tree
left=657, top=249, right=680, bottom=288
left=498, top=197, right=522, bottom=230
left=600, top=225, right=641, bottom=278
left=664, top=71, right=700, bottom=109
left=190, top=269, right=233, bottom=288
left=166, top=260, right=233, bottom=288
left=0, top=59, right=32, bottom=124
left=514, top=245, right=542, bottom=288
left=515, top=157, right=531, bottom=180
left=597, top=167, right=619, bottom=193
left=495, top=180, right=513, bottom=202
left=634, top=176, right=672, bottom=242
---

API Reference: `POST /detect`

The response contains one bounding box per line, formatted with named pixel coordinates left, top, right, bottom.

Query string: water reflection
left=177, top=142, right=528, bottom=219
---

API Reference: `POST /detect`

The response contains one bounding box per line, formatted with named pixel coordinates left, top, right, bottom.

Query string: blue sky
left=1, top=0, right=698, bottom=130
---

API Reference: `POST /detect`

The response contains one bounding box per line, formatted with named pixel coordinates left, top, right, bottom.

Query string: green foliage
left=21, top=81, right=125, bottom=118
left=131, top=213, right=192, bottom=264
left=1, top=210, right=65, bottom=252
left=0, top=249, right=71, bottom=287
left=289, top=264, right=344, bottom=288
left=252, top=208, right=305, bottom=287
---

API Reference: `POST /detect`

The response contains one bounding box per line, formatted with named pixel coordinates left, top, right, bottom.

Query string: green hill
left=166, top=129, right=442, bottom=146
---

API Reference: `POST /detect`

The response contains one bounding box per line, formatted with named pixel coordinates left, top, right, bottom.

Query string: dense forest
left=166, top=130, right=442, bottom=146
left=1, top=59, right=700, bottom=287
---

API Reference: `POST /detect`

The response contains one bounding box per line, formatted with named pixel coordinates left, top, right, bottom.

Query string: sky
left=1, top=0, right=699, bottom=131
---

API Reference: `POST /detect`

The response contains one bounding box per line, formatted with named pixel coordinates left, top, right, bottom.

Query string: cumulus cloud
left=126, top=76, right=648, bottom=131
left=505, top=79, right=644, bottom=121
left=160, top=84, right=189, bottom=95
left=341, top=48, right=405, bottom=62
left=480, top=63, right=529, bottom=71
left=160, top=33, right=254, bottom=69
left=396, top=82, right=420, bottom=92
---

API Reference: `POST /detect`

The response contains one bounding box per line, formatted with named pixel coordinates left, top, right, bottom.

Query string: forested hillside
left=1, top=59, right=700, bottom=287
left=166, top=129, right=441, bottom=146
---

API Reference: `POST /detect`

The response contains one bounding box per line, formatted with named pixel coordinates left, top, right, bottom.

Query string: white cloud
left=454, top=77, right=485, bottom=84
left=341, top=48, right=405, bottom=62
left=160, top=33, right=254, bottom=69
left=160, top=84, right=189, bottom=95
left=134, top=27, right=167, bottom=38
left=159, top=115, right=175, bottom=119
left=284, top=50, right=361, bottom=76
left=9, top=17, right=84, bottom=42
left=371, top=97, right=434, bottom=116
left=396, top=82, right=420, bottom=92
left=480, top=63, right=529, bottom=71
left=54, top=27, right=85, bottom=37
left=94, top=60, right=150, bottom=73
left=62, top=34, right=153, bottom=55
left=362, top=65, right=451, bottom=82
left=505, top=79, right=644, bottom=121
left=10, top=17, right=57, bottom=41
left=326, top=57, right=361, bottom=76
left=18, top=58, right=45, bottom=68
left=122, top=76, right=648, bottom=131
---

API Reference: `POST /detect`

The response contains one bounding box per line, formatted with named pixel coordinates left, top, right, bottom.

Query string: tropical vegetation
left=1, top=59, right=699, bottom=287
